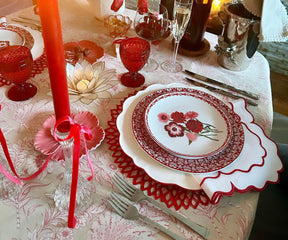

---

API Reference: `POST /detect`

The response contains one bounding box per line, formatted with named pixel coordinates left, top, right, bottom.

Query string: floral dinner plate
left=132, top=87, right=245, bottom=173
left=144, top=91, right=232, bottom=159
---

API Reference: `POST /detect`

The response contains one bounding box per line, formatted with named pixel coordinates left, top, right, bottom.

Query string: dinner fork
left=108, top=192, right=186, bottom=240
left=112, top=172, right=209, bottom=239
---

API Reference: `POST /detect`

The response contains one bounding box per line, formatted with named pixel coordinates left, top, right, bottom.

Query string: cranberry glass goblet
left=119, top=37, right=150, bottom=88
left=0, top=45, right=37, bottom=101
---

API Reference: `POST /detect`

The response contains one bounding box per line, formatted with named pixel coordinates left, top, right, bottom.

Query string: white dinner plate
left=0, top=24, right=34, bottom=50
left=11, top=24, right=44, bottom=60
left=144, top=91, right=232, bottom=159
left=132, top=87, right=244, bottom=173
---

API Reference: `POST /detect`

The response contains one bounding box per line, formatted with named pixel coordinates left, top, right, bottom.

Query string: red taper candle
left=38, top=0, right=70, bottom=120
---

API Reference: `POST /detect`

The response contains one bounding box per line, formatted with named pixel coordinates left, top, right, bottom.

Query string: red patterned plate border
left=144, top=91, right=232, bottom=159
left=0, top=24, right=34, bottom=50
left=132, top=88, right=245, bottom=173
left=105, top=90, right=211, bottom=210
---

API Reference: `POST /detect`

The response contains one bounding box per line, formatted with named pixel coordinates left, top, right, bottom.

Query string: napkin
left=243, top=0, right=288, bottom=42
left=193, top=99, right=283, bottom=203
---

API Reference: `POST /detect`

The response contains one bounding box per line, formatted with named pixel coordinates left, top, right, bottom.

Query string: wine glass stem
left=145, top=41, right=159, bottom=72
left=147, top=41, right=153, bottom=64
left=171, top=40, right=180, bottom=70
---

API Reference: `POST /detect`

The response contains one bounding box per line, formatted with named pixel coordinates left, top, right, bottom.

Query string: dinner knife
left=185, top=77, right=258, bottom=106
left=184, top=69, right=260, bottom=100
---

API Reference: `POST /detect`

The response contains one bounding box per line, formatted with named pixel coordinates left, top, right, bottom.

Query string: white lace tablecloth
left=0, top=1, right=274, bottom=239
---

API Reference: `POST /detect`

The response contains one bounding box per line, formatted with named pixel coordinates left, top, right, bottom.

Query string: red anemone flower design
left=171, top=111, right=185, bottom=123
left=164, top=122, right=185, bottom=137
left=185, top=111, right=198, bottom=120
left=157, top=113, right=170, bottom=123
left=159, top=110, right=220, bottom=144
left=186, top=132, right=198, bottom=143
left=186, top=119, right=203, bottom=133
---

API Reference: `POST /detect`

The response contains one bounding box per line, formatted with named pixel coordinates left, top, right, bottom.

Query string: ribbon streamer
left=0, top=105, right=50, bottom=183
left=0, top=129, right=51, bottom=183
left=0, top=105, right=94, bottom=228
left=0, top=130, right=22, bottom=185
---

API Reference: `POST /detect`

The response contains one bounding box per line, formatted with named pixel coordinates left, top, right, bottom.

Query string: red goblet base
left=120, top=72, right=145, bottom=88
left=8, top=83, right=37, bottom=101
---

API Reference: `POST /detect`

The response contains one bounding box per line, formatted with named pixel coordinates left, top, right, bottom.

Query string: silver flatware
left=185, top=77, right=258, bottom=106
left=112, top=172, right=209, bottom=239
left=108, top=192, right=186, bottom=240
left=184, top=69, right=260, bottom=100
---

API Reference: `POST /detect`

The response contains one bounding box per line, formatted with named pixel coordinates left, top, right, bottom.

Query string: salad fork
left=108, top=192, right=186, bottom=240
left=112, top=172, right=209, bottom=239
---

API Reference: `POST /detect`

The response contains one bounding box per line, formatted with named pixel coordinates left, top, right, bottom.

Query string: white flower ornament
left=66, top=59, right=118, bottom=104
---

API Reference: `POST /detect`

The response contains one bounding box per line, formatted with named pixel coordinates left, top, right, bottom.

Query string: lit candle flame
left=211, top=0, right=222, bottom=16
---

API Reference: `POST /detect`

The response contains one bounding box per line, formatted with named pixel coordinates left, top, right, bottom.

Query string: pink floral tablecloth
left=0, top=1, right=275, bottom=239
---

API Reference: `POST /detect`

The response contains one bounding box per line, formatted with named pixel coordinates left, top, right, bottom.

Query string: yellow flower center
left=76, top=79, right=90, bottom=92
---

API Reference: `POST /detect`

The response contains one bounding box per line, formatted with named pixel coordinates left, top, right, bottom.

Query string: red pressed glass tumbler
left=119, top=37, right=150, bottom=88
left=0, top=45, right=36, bottom=101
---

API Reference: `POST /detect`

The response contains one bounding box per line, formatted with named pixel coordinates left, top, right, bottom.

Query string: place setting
left=104, top=76, right=282, bottom=239
left=111, top=82, right=282, bottom=205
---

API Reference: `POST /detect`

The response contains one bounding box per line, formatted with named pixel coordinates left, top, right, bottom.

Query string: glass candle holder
left=53, top=124, right=92, bottom=214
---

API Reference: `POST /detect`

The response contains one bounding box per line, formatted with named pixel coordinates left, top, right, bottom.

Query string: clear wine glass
left=0, top=45, right=37, bottom=101
left=161, top=0, right=193, bottom=73
left=119, top=37, right=150, bottom=88
left=134, top=2, right=170, bottom=72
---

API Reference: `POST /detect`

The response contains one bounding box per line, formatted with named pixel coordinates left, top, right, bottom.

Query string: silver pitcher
left=215, top=1, right=261, bottom=71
